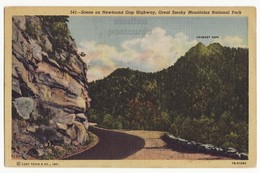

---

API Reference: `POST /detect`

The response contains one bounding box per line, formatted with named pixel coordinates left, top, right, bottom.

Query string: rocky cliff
left=12, top=16, right=91, bottom=159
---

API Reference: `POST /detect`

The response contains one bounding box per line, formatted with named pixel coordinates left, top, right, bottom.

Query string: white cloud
left=213, top=36, right=246, bottom=48
left=78, top=41, right=118, bottom=82
left=79, top=27, right=198, bottom=81
left=120, top=27, right=198, bottom=72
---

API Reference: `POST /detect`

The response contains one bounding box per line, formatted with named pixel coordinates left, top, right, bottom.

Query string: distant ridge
left=88, top=42, right=249, bottom=152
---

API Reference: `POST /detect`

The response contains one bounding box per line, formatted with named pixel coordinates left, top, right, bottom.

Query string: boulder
left=54, top=146, right=65, bottom=153
left=37, top=148, right=45, bottom=157
left=13, top=97, right=36, bottom=120
left=27, top=148, right=45, bottom=158
left=72, top=141, right=80, bottom=146
left=63, top=136, right=72, bottom=145
left=56, top=122, right=67, bottom=131
left=214, top=147, right=225, bottom=156
left=35, top=126, right=56, bottom=142
left=12, top=22, right=18, bottom=42
left=227, top=153, right=240, bottom=159
left=26, top=125, right=38, bottom=133
left=46, top=148, right=53, bottom=155
left=226, top=151, right=240, bottom=159
left=13, top=16, right=26, bottom=30
left=240, top=153, right=248, bottom=160
left=68, top=82, right=82, bottom=96
left=83, top=120, right=89, bottom=130
left=186, top=141, right=197, bottom=151
left=22, top=153, right=29, bottom=160
left=177, top=138, right=188, bottom=148
left=35, top=126, right=63, bottom=145
left=74, top=121, right=88, bottom=144
left=85, top=132, right=90, bottom=142
left=161, top=133, right=179, bottom=149
left=12, top=119, right=20, bottom=136
left=198, top=144, right=211, bottom=153
left=55, top=113, right=75, bottom=126
left=52, top=134, right=64, bottom=146
left=12, top=65, right=19, bottom=78
left=31, top=41, right=43, bottom=62
left=41, top=35, right=53, bottom=52
left=12, top=77, right=22, bottom=98
left=226, top=147, right=237, bottom=153
left=15, top=133, right=39, bottom=146
left=75, top=113, right=87, bottom=122
left=225, top=147, right=239, bottom=158
left=66, top=126, right=77, bottom=140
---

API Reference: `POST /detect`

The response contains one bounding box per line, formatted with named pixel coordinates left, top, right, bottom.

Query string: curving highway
left=65, top=126, right=145, bottom=160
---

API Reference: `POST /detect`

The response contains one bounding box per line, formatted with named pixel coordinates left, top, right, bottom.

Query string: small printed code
left=232, top=162, right=247, bottom=165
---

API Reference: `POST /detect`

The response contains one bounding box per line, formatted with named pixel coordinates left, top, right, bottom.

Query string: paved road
left=65, top=126, right=145, bottom=160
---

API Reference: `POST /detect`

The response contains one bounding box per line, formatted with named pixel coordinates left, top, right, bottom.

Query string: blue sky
left=68, top=16, right=247, bottom=81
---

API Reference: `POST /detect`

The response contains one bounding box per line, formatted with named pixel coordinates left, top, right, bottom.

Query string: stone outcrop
left=12, top=16, right=91, bottom=159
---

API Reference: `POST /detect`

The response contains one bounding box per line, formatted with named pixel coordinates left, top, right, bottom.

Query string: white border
left=0, top=0, right=259, bottom=173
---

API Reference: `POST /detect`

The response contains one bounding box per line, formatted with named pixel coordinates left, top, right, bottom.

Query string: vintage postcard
left=4, top=7, right=256, bottom=167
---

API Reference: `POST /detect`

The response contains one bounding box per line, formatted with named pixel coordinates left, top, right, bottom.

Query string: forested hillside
left=88, top=42, right=248, bottom=152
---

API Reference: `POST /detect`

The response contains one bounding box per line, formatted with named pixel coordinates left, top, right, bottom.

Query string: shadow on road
left=65, top=126, right=145, bottom=160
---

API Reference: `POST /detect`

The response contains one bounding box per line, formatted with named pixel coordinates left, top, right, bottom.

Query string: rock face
left=12, top=16, right=91, bottom=159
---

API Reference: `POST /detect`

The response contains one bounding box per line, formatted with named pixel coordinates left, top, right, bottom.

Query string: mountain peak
left=196, top=42, right=206, bottom=47
left=185, top=42, right=208, bottom=57
left=186, top=42, right=223, bottom=57
left=207, top=43, right=223, bottom=52
left=208, top=42, right=222, bottom=48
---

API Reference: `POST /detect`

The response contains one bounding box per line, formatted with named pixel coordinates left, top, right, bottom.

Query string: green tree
left=101, top=114, right=114, bottom=128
